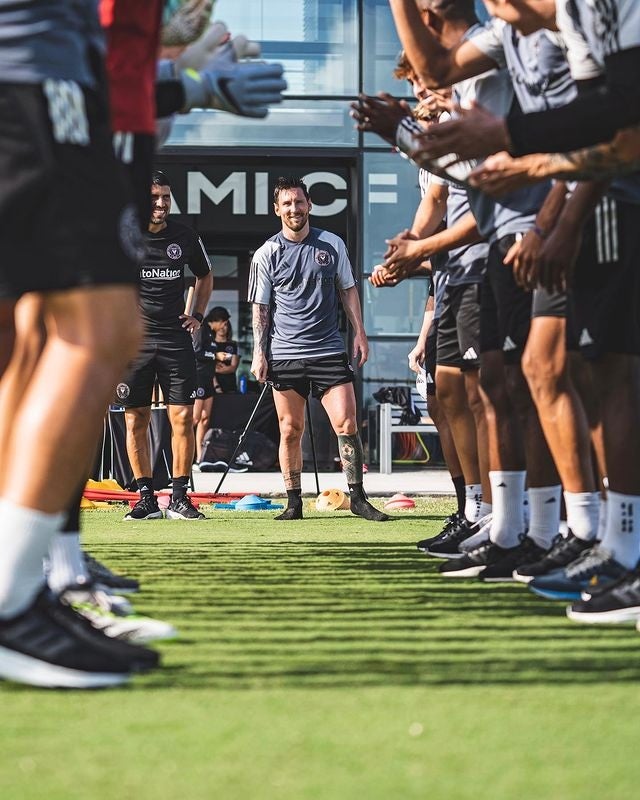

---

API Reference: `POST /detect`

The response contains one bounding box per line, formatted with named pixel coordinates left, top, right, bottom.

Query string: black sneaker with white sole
left=423, top=519, right=476, bottom=558
left=124, top=494, right=163, bottom=521
left=567, top=570, right=640, bottom=623
left=480, top=536, right=549, bottom=582
left=84, top=553, right=140, bottom=594
left=438, top=541, right=512, bottom=578
left=513, top=532, right=594, bottom=584
left=0, top=589, right=159, bottom=689
left=417, top=513, right=463, bottom=552
left=166, top=496, right=205, bottom=520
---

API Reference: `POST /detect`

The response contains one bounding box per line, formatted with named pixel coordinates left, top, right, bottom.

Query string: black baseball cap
left=207, top=306, right=231, bottom=321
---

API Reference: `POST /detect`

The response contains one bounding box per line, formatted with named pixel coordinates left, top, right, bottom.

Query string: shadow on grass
left=90, top=539, right=640, bottom=691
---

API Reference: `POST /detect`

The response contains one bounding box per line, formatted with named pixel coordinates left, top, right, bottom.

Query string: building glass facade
left=162, top=0, right=488, bottom=412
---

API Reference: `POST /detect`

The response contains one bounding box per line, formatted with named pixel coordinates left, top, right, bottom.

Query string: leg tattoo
left=337, top=434, right=363, bottom=485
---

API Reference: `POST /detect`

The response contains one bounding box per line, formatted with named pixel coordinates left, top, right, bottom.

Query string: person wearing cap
left=192, top=306, right=240, bottom=463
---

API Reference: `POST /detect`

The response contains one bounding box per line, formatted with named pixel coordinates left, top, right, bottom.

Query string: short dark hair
left=273, top=176, right=310, bottom=204
left=152, top=170, right=170, bottom=188
left=423, top=0, right=476, bottom=22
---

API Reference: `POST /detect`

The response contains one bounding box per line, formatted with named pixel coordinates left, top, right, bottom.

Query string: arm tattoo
left=543, top=126, right=640, bottom=181
left=252, top=303, right=270, bottom=355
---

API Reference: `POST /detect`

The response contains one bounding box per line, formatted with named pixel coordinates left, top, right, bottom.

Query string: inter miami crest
left=167, top=243, right=182, bottom=260
left=315, top=249, right=330, bottom=266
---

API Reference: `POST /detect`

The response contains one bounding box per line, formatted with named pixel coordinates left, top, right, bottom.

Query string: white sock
left=597, top=497, right=608, bottom=540
left=527, top=485, right=562, bottom=548
left=0, top=500, right=64, bottom=619
left=564, top=491, right=600, bottom=542
left=464, top=483, right=483, bottom=523
left=489, top=470, right=526, bottom=547
left=600, top=491, right=640, bottom=569
left=47, top=532, right=90, bottom=594
left=479, top=501, right=492, bottom=519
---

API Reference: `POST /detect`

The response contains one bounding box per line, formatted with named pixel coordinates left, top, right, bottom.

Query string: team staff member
left=192, top=306, right=240, bottom=464
left=121, top=171, right=213, bottom=521
left=249, top=176, right=388, bottom=522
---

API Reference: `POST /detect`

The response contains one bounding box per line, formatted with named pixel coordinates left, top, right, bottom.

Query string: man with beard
left=249, top=176, right=388, bottom=522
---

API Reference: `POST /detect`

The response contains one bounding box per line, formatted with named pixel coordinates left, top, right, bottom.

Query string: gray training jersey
left=0, top=0, right=103, bottom=87
left=556, top=0, right=640, bottom=206
left=248, top=227, right=356, bottom=360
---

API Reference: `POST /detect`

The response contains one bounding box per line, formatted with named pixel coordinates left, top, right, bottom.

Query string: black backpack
left=373, top=386, right=421, bottom=425
left=200, top=428, right=278, bottom=471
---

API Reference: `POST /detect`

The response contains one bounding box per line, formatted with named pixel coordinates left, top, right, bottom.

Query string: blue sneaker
left=529, top=546, right=627, bottom=601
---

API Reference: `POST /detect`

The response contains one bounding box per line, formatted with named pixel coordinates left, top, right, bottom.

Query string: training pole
left=214, top=382, right=271, bottom=494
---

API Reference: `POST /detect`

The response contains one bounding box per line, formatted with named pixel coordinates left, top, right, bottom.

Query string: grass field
left=2, top=497, right=640, bottom=799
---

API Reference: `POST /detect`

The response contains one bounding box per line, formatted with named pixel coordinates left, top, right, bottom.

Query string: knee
left=171, top=406, right=194, bottom=434
left=522, top=345, right=565, bottom=405
left=279, top=417, right=304, bottom=442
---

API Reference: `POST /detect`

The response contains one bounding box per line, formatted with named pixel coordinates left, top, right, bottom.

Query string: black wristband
left=192, top=312, right=203, bottom=323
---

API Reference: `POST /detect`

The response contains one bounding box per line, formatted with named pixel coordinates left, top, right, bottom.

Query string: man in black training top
left=249, top=176, right=388, bottom=522
left=120, top=171, right=213, bottom=520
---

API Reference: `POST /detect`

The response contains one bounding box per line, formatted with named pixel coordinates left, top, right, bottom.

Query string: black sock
left=348, top=482, right=389, bottom=522
left=136, top=477, right=154, bottom=497
left=452, top=475, right=465, bottom=517
left=286, top=488, right=302, bottom=508
left=172, top=476, right=189, bottom=502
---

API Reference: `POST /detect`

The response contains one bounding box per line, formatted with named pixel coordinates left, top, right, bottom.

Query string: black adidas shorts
left=531, top=287, right=566, bottom=318
left=480, top=234, right=532, bottom=364
left=268, top=352, right=355, bottom=399
left=437, top=283, right=481, bottom=371
left=569, top=196, right=640, bottom=359
left=0, top=82, right=141, bottom=298
left=424, top=321, right=438, bottom=395
left=118, top=330, right=197, bottom=407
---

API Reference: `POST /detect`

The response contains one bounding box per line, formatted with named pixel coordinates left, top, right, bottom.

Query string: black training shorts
left=117, top=330, right=197, bottom=407
left=480, top=234, right=532, bottom=364
left=0, top=82, right=141, bottom=298
left=437, top=283, right=481, bottom=371
left=268, top=352, right=355, bottom=399
left=569, top=196, right=640, bottom=360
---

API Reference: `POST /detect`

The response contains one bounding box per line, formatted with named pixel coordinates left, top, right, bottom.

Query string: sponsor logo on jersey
left=167, top=243, right=182, bottom=260
left=315, top=249, right=331, bottom=266
left=140, top=267, right=181, bottom=280
left=116, top=383, right=130, bottom=400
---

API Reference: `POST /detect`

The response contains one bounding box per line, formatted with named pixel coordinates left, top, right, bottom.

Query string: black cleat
left=513, top=532, right=594, bottom=583
left=438, top=541, right=512, bottom=578
left=417, top=513, right=464, bottom=552
left=124, top=494, right=163, bottom=521
left=165, top=496, right=205, bottom=520
left=0, top=589, right=159, bottom=688
left=480, top=536, right=549, bottom=582
left=350, top=495, right=389, bottom=522
left=275, top=503, right=303, bottom=521
left=422, top=519, right=476, bottom=558
left=84, top=552, right=140, bottom=594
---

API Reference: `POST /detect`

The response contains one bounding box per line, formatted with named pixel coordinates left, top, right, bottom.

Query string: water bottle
left=238, top=374, right=248, bottom=394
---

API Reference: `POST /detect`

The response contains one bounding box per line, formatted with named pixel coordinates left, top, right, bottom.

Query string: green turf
left=2, top=497, right=640, bottom=800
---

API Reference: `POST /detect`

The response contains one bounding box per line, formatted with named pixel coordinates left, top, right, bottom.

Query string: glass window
left=213, top=0, right=358, bottom=96
left=363, top=277, right=429, bottom=336
left=361, top=339, right=419, bottom=407
left=165, top=100, right=358, bottom=148
left=361, top=151, right=422, bottom=272
left=362, top=0, right=411, bottom=96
